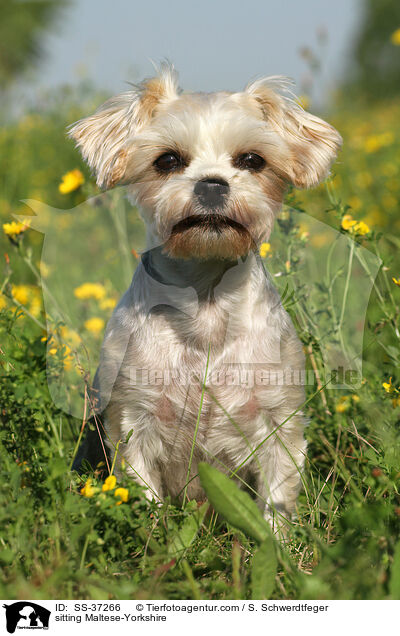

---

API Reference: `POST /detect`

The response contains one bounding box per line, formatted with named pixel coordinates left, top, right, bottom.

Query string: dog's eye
left=234, top=152, right=266, bottom=172
left=154, top=152, right=185, bottom=173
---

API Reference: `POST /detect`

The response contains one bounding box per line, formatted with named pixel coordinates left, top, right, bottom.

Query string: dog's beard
left=163, top=212, right=255, bottom=260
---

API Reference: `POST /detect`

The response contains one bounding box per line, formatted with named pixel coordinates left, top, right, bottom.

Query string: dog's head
left=69, top=64, right=341, bottom=260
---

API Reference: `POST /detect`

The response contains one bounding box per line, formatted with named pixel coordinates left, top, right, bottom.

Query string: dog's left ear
left=246, top=77, right=342, bottom=188
left=68, top=64, right=179, bottom=188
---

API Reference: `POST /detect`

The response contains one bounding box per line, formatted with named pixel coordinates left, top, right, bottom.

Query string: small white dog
left=70, top=64, right=341, bottom=530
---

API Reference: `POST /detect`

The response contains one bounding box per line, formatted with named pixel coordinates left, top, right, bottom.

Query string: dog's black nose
left=194, top=177, right=230, bottom=208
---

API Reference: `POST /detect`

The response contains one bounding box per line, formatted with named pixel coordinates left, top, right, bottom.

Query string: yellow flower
left=341, top=214, right=357, bottom=231
left=114, top=487, right=129, bottom=505
left=390, top=28, right=400, bottom=45
left=30, top=295, right=42, bottom=318
left=74, top=282, right=106, bottom=300
left=392, top=277, right=400, bottom=286
left=99, top=297, right=117, bottom=310
left=62, top=344, right=74, bottom=370
left=84, top=317, right=105, bottom=334
left=80, top=478, right=95, bottom=498
left=40, top=262, right=51, bottom=278
left=364, top=132, right=394, bottom=153
left=382, top=378, right=394, bottom=393
left=351, top=394, right=360, bottom=403
left=102, top=474, right=117, bottom=492
left=60, top=325, right=81, bottom=346
left=335, top=396, right=350, bottom=413
left=353, top=220, right=370, bottom=236
left=259, top=242, right=271, bottom=258
left=0, top=295, right=7, bottom=311
left=392, top=396, right=400, bottom=408
left=58, top=169, right=85, bottom=194
left=341, top=215, right=370, bottom=235
left=3, top=219, right=31, bottom=237
left=11, top=284, right=30, bottom=305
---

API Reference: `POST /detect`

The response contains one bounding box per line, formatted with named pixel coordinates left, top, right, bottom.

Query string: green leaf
left=198, top=463, right=270, bottom=543
left=0, top=548, right=15, bottom=564
left=390, top=540, right=400, bottom=599
left=251, top=535, right=277, bottom=599
left=168, top=502, right=208, bottom=558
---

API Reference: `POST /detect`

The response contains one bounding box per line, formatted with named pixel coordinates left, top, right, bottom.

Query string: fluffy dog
left=69, top=64, right=341, bottom=531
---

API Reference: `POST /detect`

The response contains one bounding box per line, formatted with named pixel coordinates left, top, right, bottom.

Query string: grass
left=0, top=88, right=400, bottom=600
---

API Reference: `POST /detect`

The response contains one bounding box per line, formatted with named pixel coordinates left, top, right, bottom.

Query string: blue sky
left=36, top=0, right=361, bottom=105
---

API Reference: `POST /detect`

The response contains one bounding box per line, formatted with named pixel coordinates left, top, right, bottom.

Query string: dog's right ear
left=68, top=64, right=179, bottom=189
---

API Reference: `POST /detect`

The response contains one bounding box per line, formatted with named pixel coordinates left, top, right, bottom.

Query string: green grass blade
left=390, top=540, right=400, bottom=599
left=198, top=462, right=270, bottom=544
left=251, top=535, right=277, bottom=599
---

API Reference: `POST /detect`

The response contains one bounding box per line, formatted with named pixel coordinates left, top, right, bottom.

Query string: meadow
left=0, top=85, right=400, bottom=600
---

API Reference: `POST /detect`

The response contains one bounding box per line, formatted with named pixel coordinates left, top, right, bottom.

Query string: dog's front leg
left=255, top=410, right=307, bottom=535
left=106, top=408, right=164, bottom=503
left=123, top=447, right=164, bottom=503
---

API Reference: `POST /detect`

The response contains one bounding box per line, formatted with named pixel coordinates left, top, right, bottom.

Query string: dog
left=69, top=64, right=341, bottom=531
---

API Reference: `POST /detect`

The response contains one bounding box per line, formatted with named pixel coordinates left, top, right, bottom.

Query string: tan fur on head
left=68, top=63, right=179, bottom=188
left=245, top=76, right=342, bottom=188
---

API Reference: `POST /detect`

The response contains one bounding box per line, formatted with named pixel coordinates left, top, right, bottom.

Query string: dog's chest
left=117, top=288, right=287, bottom=430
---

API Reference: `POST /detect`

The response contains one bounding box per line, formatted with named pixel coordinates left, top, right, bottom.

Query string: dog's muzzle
left=194, top=177, right=230, bottom=209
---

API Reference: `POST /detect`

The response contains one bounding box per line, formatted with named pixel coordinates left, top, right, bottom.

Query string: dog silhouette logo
left=2, top=602, right=50, bottom=633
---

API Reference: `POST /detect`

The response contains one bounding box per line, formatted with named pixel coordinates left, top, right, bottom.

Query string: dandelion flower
left=102, top=474, right=117, bottom=492
left=74, top=282, right=106, bottom=300
left=390, top=28, right=400, bottom=46
left=259, top=242, right=271, bottom=258
left=80, top=478, right=95, bottom=498
left=84, top=317, right=105, bottom=334
left=364, top=133, right=394, bottom=154
left=59, top=169, right=85, bottom=194
left=100, top=297, right=117, bottom=310
left=114, top=487, right=129, bottom=505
